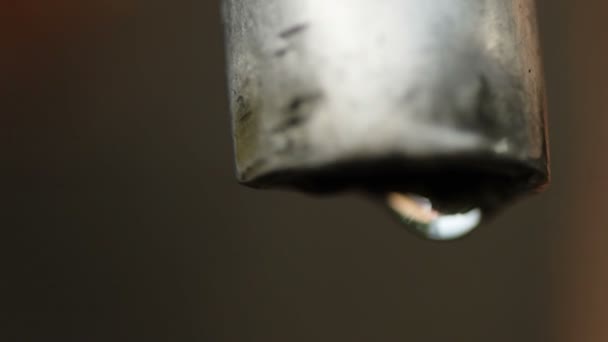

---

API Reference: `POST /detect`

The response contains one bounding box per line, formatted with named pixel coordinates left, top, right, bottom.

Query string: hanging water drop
left=385, top=192, right=484, bottom=241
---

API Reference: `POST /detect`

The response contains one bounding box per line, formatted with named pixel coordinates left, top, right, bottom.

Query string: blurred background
left=1, top=1, right=606, bottom=341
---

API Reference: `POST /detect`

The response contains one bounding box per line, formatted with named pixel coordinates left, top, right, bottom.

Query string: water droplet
left=385, top=192, right=483, bottom=241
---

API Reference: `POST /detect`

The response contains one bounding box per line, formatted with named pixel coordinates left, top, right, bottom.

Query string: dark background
left=2, top=1, right=606, bottom=341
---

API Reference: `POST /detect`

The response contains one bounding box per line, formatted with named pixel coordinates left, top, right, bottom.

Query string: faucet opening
left=246, top=155, right=546, bottom=208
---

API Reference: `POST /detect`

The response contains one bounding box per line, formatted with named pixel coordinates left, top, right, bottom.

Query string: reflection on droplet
left=386, top=192, right=483, bottom=241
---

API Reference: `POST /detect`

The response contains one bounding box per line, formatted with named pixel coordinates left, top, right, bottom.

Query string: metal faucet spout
left=222, top=0, right=549, bottom=208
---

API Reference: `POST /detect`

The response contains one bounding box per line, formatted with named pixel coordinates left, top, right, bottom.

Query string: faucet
left=221, top=0, right=549, bottom=240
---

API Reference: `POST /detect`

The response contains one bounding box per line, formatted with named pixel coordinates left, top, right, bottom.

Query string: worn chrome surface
left=222, top=0, right=549, bottom=194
